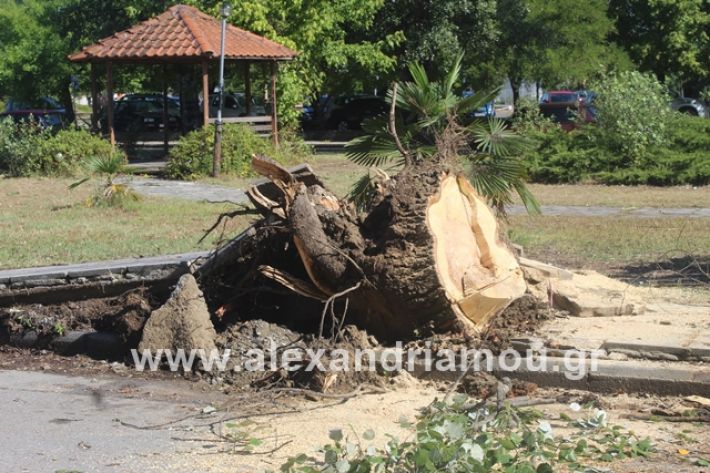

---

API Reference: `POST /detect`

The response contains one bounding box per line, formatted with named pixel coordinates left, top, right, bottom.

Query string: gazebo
left=68, top=4, right=297, bottom=150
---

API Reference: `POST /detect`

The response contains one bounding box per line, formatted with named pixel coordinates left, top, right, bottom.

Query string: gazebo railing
left=207, top=115, right=273, bottom=136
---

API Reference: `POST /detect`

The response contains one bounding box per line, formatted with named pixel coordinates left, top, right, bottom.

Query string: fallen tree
left=196, top=155, right=526, bottom=340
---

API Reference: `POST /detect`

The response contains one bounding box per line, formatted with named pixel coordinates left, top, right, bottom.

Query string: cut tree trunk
left=197, top=156, right=526, bottom=341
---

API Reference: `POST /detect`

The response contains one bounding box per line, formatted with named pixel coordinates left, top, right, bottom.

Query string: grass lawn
left=0, top=177, right=251, bottom=269
left=506, top=215, right=710, bottom=271
left=205, top=153, right=365, bottom=198
left=2, top=152, right=708, bottom=272
left=514, top=183, right=710, bottom=208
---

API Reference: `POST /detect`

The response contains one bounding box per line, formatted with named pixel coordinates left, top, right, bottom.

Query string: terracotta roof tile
left=68, top=4, right=297, bottom=63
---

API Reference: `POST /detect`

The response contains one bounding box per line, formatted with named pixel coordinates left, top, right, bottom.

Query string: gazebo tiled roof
left=68, top=4, right=297, bottom=63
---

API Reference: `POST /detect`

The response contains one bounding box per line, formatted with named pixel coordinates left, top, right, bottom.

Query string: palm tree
left=69, top=152, right=138, bottom=207
left=345, top=56, right=540, bottom=215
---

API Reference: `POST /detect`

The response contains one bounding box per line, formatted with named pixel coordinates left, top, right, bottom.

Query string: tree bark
left=510, top=76, right=521, bottom=109
left=59, top=78, right=76, bottom=126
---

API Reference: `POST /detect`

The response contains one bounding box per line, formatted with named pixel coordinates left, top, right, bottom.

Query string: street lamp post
left=212, top=2, right=231, bottom=177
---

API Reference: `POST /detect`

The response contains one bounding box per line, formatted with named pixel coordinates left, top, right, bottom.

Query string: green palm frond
left=443, top=55, right=463, bottom=98
left=407, top=62, right=432, bottom=92
left=347, top=173, right=378, bottom=211
left=85, top=152, right=127, bottom=175
left=466, top=152, right=540, bottom=215
left=457, top=89, right=500, bottom=115
left=346, top=116, right=412, bottom=167
left=344, top=57, right=539, bottom=215
left=514, top=180, right=542, bottom=215
left=347, top=167, right=397, bottom=211
left=470, top=118, right=528, bottom=157
left=346, top=134, right=400, bottom=167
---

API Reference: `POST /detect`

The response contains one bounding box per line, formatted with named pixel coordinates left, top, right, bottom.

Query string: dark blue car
left=462, top=89, right=496, bottom=118
left=1, top=97, right=67, bottom=130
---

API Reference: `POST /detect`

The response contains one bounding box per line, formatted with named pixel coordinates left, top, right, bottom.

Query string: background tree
left=493, top=0, right=628, bottom=104
left=371, top=0, right=499, bottom=85
left=0, top=0, right=401, bottom=128
left=531, top=0, right=631, bottom=88
left=198, top=0, right=403, bottom=126
left=0, top=1, right=75, bottom=119
left=609, top=0, right=710, bottom=95
left=491, top=0, right=539, bottom=105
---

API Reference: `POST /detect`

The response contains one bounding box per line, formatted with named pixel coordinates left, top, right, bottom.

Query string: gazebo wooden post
left=162, top=64, right=169, bottom=157
left=178, top=72, right=186, bottom=135
left=202, top=61, right=210, bottom=128
left=270, top=61, right=279, bottom=147
left=244, top=61, right=252, bottom=116
left=106, top=61, right=115, bottom=145
left=90, top=62, right=99, bottom=133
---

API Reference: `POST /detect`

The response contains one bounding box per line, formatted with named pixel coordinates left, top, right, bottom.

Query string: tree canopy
left=0, top=0, right=706, bottom=126
left=610, top=0, right=710, bottom=94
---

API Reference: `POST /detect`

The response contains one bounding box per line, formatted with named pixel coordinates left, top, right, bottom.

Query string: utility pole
left=212, top=2, right=231, bottom=177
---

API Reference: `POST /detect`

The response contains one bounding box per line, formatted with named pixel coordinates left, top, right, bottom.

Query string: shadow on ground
left=610, top=255, right=710, bottom=287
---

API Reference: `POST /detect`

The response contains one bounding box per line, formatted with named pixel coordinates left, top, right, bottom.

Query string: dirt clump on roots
left=196, top=157, right=527, bottom=343
left=482, top=294, right=560, bottom=349
left=211, top=320, right=385, bottom=393
left=402, top=294, right=556, bottom=353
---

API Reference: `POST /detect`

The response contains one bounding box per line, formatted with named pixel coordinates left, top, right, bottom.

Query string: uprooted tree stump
left=196, top=155, right=526, bottom=341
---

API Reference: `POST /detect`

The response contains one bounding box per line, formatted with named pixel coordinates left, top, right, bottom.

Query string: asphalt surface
left=0, top=370, right=228, bottom=473
left=124, top=177, right=248, bottom=204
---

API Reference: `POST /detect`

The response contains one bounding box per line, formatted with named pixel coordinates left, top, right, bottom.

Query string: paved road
left=125, top=177, right=710, bottom=218
left=124, top=177, right=249, bottom=204
left=0, top=370, right=232, bottom=473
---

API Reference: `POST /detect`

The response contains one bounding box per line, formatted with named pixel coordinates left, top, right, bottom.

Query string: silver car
left=671, top=97, right=708, bottom=118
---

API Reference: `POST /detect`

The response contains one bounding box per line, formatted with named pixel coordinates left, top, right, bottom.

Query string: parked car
left=101, top=93, right=181, bottom=133
left=0, top=97, right=67, bottom=130
left=671, top=97, right=708, bottom=118
left=540, top=90, right=594, bottom=130
left=206, top=92, right=267, bottom=118
left=300, top=95, right=329, bottom=129
left=326, top=95, right=388, bottom=130
left=462, top=89, right=496, bottom=119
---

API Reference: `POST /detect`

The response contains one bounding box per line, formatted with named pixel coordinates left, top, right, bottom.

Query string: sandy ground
left=1, top=270, right=707, bottom=472
left=1, top=365, right=708, bottom=473
left=535, top=277, right=710, bottom=352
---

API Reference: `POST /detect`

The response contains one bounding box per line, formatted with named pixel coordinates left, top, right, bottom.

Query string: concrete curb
left=0, top=251, right=209, bottom=306
left=408, top=356, right=710, bottom=396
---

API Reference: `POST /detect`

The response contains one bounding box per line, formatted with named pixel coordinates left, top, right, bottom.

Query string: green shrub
left=166, top=124, right=310, bottom=179
left=592, top=71, right=671, bottom=164
left=593, top=150, right=710, bottom=186
left=0, top=118, right=49, bottom=176
left=521, top=113, right=710, bottom=186
left=0, top=118, right=116, bottom=177
left=44, top=128, right=117, bottom=176
left=667, top=114, right=710, bottom=153
left=522, top=128, right=601, bottom=183
left=512, top=97, right=555, bottom=133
